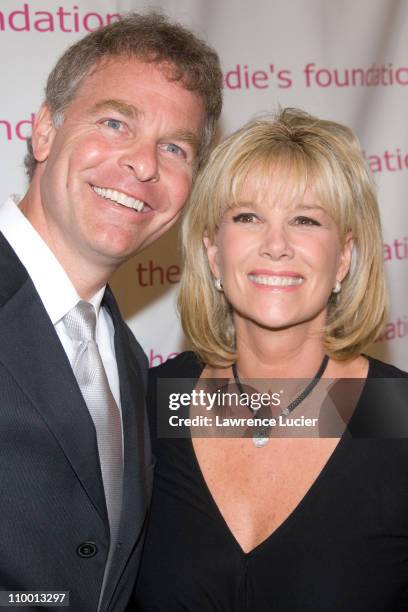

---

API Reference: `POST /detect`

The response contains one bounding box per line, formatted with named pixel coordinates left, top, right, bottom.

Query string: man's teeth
left=92, top=186, right=145, bottom=212
left=248, top=275, right=304, bottom=287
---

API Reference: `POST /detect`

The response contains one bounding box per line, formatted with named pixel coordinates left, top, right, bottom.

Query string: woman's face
left=204, top=176, right=353, bottom=336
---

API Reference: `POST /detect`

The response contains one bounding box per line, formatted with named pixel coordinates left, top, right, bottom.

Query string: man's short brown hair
left=25, top=11, right=223, bottom=179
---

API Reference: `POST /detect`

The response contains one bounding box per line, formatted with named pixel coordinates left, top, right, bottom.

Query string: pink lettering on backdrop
left=304, top=63, right=408, bottom=87
left=149, top=350, right=179, bottom=368
left=222, top=63, right=408, bottom=90
left=135, top=260, right=181, bottom=287
left=0, top=4, right=121, bottom=33
left=224, top=64, right=292, bottom=89
left=0, top=114, right=35, bottom=141
left=364, top=149, right=408, bottom=173
left=0, top=120, right=12, bottom=140
left=377, top=315, right=408, bottom=342
left=83, top=12, right=103, bottom=32
left=384, top=237, right=408, bottom=262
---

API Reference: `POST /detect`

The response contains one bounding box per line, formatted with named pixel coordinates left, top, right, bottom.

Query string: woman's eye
left=232, top=213, right=258, bottom=223
left=293, top=216, right=321, bottom=226
left=103, top=119, right=123, bottom=130
left=161, top=143, right=186, bottom=157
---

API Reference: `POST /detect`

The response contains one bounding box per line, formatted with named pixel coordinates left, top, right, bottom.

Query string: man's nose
left=258, top=223, right=294, bottom=260
left=119, top=141, right=159, bottom=182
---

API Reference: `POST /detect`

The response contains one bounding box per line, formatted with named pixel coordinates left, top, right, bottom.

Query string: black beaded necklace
left=232, top=354, right=329, bottom=447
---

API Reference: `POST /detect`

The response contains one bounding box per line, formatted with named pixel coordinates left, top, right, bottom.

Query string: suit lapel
left=0, top=237, right=107, bottom=522
left=0, top=234, right=150, bottom=609
left=102, top=288, right=151, bottom=609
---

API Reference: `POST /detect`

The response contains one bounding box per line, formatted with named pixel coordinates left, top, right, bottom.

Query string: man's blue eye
left=105, top=119, right=122, bottom=130
left=163, top=143, right=184, bottom=156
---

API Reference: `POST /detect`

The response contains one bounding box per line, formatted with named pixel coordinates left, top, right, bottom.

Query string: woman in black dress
left=134, top=109, right=408, bottom=611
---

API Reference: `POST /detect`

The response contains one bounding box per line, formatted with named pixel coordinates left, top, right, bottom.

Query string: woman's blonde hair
left=178, top=108, right=387, bottom=366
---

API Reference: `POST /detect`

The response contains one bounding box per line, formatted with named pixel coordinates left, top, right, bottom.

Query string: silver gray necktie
left=64, top=301, right=123, bottom=564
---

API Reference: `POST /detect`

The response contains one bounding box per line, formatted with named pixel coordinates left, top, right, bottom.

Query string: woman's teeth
left=248, top=275, right=304, bottom=287
left=92, top=186, right=145, bottom=212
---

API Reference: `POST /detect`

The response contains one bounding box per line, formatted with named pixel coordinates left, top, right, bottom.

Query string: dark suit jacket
left=0, top=232, right=153, bottom=611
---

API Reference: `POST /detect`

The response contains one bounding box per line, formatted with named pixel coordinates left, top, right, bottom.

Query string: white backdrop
left=1, top=0, right=407, bottom=369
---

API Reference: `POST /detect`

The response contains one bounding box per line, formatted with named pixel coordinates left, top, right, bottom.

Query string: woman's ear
left=31, top=104, right=57, bottom=163
left=203, top=233, right=221, bottom=279
left=336, top=232, right=354, bottom=283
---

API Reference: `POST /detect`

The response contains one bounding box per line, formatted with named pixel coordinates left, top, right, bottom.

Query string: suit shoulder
left=0, top=232, right=28, bottom=304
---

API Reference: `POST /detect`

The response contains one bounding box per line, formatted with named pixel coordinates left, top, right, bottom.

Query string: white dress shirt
left=0, top=195, right=122, bottom=411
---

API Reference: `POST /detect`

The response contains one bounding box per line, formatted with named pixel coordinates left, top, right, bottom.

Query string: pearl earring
left=332, top=280, right=341, bottom=294
left=214, top=278, right=223, bottom=291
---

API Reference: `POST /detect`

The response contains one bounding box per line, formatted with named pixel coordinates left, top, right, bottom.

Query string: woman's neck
left=234, top=319, right=327, bottom=379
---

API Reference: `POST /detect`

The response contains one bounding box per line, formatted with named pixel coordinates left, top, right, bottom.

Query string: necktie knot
left=64, top=300, right=97, bottom=342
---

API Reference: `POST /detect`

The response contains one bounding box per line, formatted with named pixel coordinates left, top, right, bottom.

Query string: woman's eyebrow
left=296, top=204, right=326, bottom=211
left=229, top=200, right=260, bottom=209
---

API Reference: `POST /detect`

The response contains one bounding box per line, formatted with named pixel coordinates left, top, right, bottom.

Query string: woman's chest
left=192, top=437, right=340, bottom=552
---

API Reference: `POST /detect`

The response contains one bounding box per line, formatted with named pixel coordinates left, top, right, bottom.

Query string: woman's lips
left=247, top=271, right=305, bottom=289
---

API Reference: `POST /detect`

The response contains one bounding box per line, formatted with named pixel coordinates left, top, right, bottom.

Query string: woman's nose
left=258, top=223, right=294, bottom=260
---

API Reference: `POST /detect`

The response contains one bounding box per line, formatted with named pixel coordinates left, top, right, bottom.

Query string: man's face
left=30, top=57, right=204, bottom=275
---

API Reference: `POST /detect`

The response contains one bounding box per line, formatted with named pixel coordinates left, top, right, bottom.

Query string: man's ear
left=203, top=233, right=220, bottom=279
left=337, top=232, right=354, bottom=283
left=31, top=104, right=57, bottom=163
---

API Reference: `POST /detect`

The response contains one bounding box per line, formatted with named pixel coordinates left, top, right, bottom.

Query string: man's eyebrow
left=87, top=102, right=200, bottom=151
left=165, top=129, right=201, bottom=153
left=88, top=99, right=142, bottom=120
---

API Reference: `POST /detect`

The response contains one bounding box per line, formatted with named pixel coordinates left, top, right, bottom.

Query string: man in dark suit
left=0, top=13, right=222, bottom=612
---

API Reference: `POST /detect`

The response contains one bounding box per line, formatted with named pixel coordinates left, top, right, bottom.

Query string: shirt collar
left=0, top=195, right=106, bottom=324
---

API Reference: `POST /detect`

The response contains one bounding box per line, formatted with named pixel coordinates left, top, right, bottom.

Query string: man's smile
left=91, top=185, right=151, bottom=213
